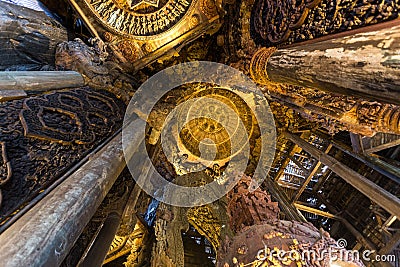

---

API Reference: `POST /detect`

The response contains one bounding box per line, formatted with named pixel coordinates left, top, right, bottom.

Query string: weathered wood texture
left=0, top=1, right=67, bottom=71
left=265, top=23, right=400, bottom=105
left=0, top=90, right=27, bottom=101
left=0, top=117, right=144, bottom=267
left=284, top=131, right=400, bottom=219
left=361, top=133, right=400, bottom=154
left=0, top=87, right=126, bottom=229
left=0, top=71, right=85, bottom=90
left=294, top=202, right=340, bottom=220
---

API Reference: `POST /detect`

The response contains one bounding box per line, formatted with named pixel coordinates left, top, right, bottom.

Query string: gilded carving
left=200, top=0, right=218, bottom=18
left=252, top=0, right=322, bottom=44
left=218, top=221, right=364, bottom=267
left=123, top=222, right=151, bottom=266
left=86, top=0, right=194, bottom=37
left=103, top=31, right=115, bottom=42
left=250, top=48, right=400, bottom=136
left=187, top=205, right=221, bottom=251
left=118, top=40, right=139, bottom=61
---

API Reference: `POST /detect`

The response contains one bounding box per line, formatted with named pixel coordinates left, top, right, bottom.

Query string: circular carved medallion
left=86, top=0, right=194, bottom=37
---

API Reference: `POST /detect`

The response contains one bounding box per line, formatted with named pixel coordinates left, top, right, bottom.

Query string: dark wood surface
left=267, top=23, right=400, bottom=105
left=0, top=1, right=67, bottom=71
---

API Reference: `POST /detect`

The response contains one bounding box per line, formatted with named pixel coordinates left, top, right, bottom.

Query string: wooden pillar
left=283, top=132, right=400, bottom=219
left=77, top=212, right=122, bottom=267
left=0, top=1, right=67, bottom=71
left=0, top=118, right=144, bottom=267
left=250, top=22, right=400, bottom=105
left=0, top=71, right=85, bottom=91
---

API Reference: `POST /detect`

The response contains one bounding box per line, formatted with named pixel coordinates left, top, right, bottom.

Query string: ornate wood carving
left=252, top=0, right=322, bottom=45
left=250, top=47, right=400, bottom=136
left=218, top=175, right=365, bottom=267
left=0, top=1, right=67, bottom=71
left=151, top=203, right=189, bottom=267
left=226, top=175, right=280, bottom=233
left=88, top=0, right=193, bottom=37
left=68, top=0, right=223, bottom=66
left=218, top=221, right=364, bottom=267
left=251, top=0, right=400, bottom=46
left=0, top=88, right=125, bottom=226
left=187, top=205, right=222, bottom=251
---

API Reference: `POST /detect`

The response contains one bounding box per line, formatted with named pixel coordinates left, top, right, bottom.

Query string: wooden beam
left=382, top=215, right=398, bottom=230
left=379, top=230, right=400, bottom=255
left=0, top=71, right=85, bottom=91
left=284, top=132, right=400, bottom=219
left=0, top=118, right=144, bottom=267
left=292, top=144, right=332, bottom=202
left=274, top=144, right=302, bottom=181
left=66, top=0, right=100, bottom=38
left=251, top=22, right=400, bottom=105
left=0, top=90, right=27, bottom=101
left=294, top=202, right=341, bottom=220
left=287, top=154, right=309, bottom=174
left=315, top=195, right=378, bottom=251
left=312, top=169, right=332, bottom=193
left=340, top=218, right=377, bottom=251
left=364, top=138, right=400, bottom=154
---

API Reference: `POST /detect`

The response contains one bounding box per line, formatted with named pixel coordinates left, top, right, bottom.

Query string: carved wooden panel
left=0, top=88, right=125, bottom=227
left=252, top=0, right=322, bottom=45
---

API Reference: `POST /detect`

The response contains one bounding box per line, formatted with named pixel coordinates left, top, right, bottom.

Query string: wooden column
left=0, top=118, right=144, bottom=267
left=251, top=21, right=400, bottom=105
left=283, top=132, right=400, bottom=219
left=263, top=177, right=307, bottom=222
left=0, top=71, right=85, bottom=91
left=0, top=1, right=67, bottom=71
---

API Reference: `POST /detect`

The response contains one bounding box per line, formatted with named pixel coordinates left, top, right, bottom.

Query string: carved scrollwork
left=0, top=88, right=125, bottom=225
left=187, top=205, right=221, bottom=251
left=226, top=175, right=280, bottom=233
left=252, top=0, right=322, bottom=45
left=117, top=40, right=139, bottom=62
left=218, top=221, right=365, bottom=267
left=20, top=89, right=122, bottom=145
